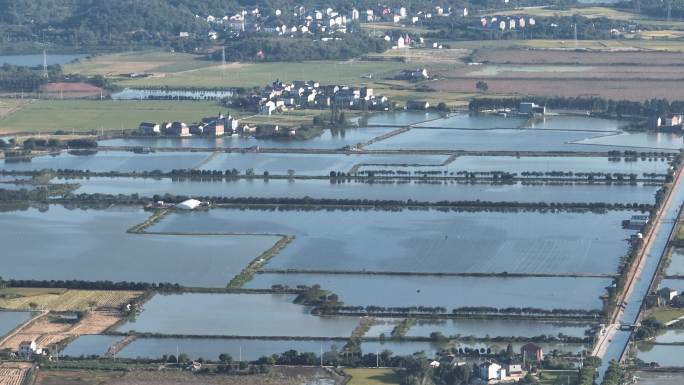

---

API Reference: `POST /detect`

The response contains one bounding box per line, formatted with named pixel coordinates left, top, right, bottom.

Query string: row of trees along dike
left=15, top=167, right=670, bottom=182
left=317, top=305, right=603, bottom=318
left=0, top=277, right=182, bottom=292
left=80, top=194, right=658, bottom=212
left=469, top=97, right=684, bottom=123
left=0, top=188, right=656, bottom=214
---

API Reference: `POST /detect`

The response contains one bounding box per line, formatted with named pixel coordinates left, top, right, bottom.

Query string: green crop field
left=346, top=368, right=400, bottom=385
left=539, top=371, right=579, bottom=385
left=119, top=60, right=417, bottom=88
left=0, top=99, right=231, bottom=133
left=64, top=50, right=214, bottom=76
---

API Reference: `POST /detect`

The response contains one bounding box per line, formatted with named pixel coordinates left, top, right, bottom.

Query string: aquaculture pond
left=0, top=311, right=34, bottom=338
left=68, top=176, right=661, bottom=205
left=99, top=126, right=394, bottom=149
left=664, top=249, right=684, bottom=276
left=413, top=114, right=525, bottom=129
left=633, top=371, right=684, bottom=385
left=637, top=344, right=684, bottom=367
left=118, top=337, right=343, bottom=361
left=0, top=53, right=87, bottom=66
left=155, top=208, right=638, bottom=275
left=117, top=293, right=359, bottom=337
left=523, top=115, right=624, bottom=132
left=574, top=132, right=684, bottom=151
left=404, top=319, right=590, bottom=339
left=246, top=274, right=610, bottom=311
left=367, top=128, right=677, bottom=152
left=358, top=155, right=671, bottom=176
left=1, top=151, right=211, bottom=173
left=60, top=335, right=123, bottom=357
left=355, top=111, right=443, bottom=126
left=199, top=152, right=448, bottom=176
left=0, top=205, right=279, bottom=287
left=654, top=329, right=684, bottom=344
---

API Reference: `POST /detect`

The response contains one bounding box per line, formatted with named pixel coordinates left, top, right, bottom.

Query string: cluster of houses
left=655, top=114, right=684, bottom=131
left=476, top=15, right=537, bottom=32
left=138, top=113, right=244, bottom=137
left=431, top=343, right=544, bottom=383
left=232, top=80, right=390, bottom=114
left=193, top=5, right=463, bottom=40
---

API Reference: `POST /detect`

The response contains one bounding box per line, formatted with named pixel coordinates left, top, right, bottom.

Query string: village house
left=165, top=121, right=190, bottom=137
left=520, top=342, right=544, bottom=362
left=656, top=114, right=684, bottom=130
left=398, top=68, right=429, bottom=81
left=519, top=102, right=546, bottom=115
left=19, top=340, right=42, bottom=358
left=406, top=100, right=430, bottom=110
left=478, top=361, right=506, bottom=381
left=138, top=122, right=160, bottom=135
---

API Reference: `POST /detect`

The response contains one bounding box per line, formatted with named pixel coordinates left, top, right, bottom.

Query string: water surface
left=60, top=335, right=123, bottom=357
left=2, top=151, right=209, bottom=173
left=100, top=126, right=394, bottom=149
left=359, top=155, right=670, bottom=175
left=368, top=129, right=678, bottom=152
left=637, top=344, right=684, bottom=367
left=0, top=205, right=279, bottom=287
left=0, top=54, right=86, bottom=66
left=155, top=208, right=637, bottom=275
left=0, top=311, right=34, bottom=337
left=246, top=273, right=609, bottom=310
left=118, top=293, right=359, bottom=337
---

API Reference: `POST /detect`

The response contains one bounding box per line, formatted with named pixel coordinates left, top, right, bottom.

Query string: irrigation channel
left=595, top=160, right=684, bottom=381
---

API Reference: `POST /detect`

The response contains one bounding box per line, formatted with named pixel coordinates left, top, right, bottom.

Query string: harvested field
left=34, top=366, right=344, bottom=385
left=472, top=49, right=684, bottom=66
left=0, top=289, right=143, bottom=311
left=0, top=309, right=123, bottom=351
left=432, top=77, right=684, bottom=100
left=0, top=362, right=33, bottom=385
left=39, top=82, right=103, bottom=98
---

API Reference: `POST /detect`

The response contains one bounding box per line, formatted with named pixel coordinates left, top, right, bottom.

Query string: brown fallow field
left=34, top=367, right=344, bottom=385
left=472, top=48, right=684, bottom=66
left=431, top=48, right=684, bottom=100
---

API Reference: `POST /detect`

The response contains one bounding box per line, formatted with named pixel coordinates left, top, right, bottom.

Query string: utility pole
left=42, top=50, right=49, bottom=80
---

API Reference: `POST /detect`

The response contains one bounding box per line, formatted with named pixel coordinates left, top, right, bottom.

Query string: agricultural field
left=489, top=6, right=641, bottom=20
left=118, top=60, right=416, bottom=89
left=33, top=366, right=344, bottom=385
left=346, top=368, right=400, bottom=385
left=0, top=288, right=142, bottom=311
left=0, top=309, right=125, bottom=351
left=0, top=362, right=33, bottom=385
left=538, top=371, right=579, bottom=385
left=0, top=99, right=30, bottom=120
left=0, top=99, right=229, bottom=134
left=63, top=51, right=215, bottom=77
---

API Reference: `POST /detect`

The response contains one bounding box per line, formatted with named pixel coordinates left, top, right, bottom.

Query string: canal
left=597, top=172, right=684, bottom=381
